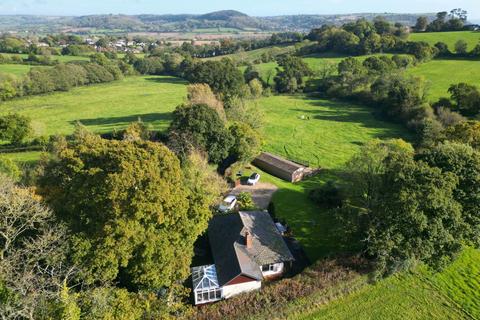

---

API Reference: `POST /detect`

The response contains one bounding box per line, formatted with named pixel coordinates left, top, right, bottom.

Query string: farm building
left=252, top=152, right=307, bottom=182
left=192, top=211, right=294, bottom=305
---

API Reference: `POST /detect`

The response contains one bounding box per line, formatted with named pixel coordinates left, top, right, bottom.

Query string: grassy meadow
left=407, top=58, right=480, bottom=101
left=2, top=53, right=91, bottom=63
left=409, top=31, right=480, bottom=51
left=0, top=64, right=49, bottom=76
left=299, top=248, right=478, bottom=320
left=0, top=76, right=187, bottom=137
left=247, top=94, right=410, bottom=260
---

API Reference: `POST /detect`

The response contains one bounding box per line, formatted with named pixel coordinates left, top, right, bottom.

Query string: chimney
left=245, top=231, right=253, bottom=249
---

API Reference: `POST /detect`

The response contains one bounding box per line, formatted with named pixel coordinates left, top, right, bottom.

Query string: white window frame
left=195, top=288, right=222, bottom=304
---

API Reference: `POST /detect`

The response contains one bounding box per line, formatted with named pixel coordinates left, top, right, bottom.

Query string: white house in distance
left=192, top=211, right=294, bottom=305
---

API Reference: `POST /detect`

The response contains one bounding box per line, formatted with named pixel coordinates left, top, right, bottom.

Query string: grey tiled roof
left=239, top=211, right=294, bottom=265
left=208, top=211, right=294, bottom=286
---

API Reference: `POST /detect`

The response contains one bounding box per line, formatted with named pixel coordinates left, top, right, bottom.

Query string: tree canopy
left=38, top=129, right=211, bottom=290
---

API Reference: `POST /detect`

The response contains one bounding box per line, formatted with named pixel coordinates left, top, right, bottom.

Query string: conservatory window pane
left=203, top=292, right=208, bottom=301
left=197, top=292, right=203, bottom=302
left=215, top=289, right=222, bottom=299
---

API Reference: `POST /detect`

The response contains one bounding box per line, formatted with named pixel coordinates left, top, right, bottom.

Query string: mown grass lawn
left=249, top=94, right=411, bottom=261
left=0, top=76, right=187, bottom=137
left=298, top=248, right=478, bottom=320
left=409, top=31, right=480, bottom=52
left=407, top=58, right=480, bottom=101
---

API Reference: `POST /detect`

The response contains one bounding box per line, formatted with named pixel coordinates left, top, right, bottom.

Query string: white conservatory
left=191, top=264, right=222, bottom=305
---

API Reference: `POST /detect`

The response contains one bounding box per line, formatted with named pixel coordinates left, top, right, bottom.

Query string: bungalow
left=252, top=152, right=307, bottom=182
left=192, top=211, right=294, bottom=305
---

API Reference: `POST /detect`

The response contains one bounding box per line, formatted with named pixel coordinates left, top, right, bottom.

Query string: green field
left=0, top=76, right=187, bottom=137
left=0, top=64, right=49, bottom=76
left=409, top=31, right=480, bottom=52
left=2, top=53, right=91, bottom=63
left=407, top=58, right=480, bottom=101
left=300, top=248, right=478, bottom=320
left=206, top=44, right=298, bottom=63
left=248, top=95, right=410, bottom=260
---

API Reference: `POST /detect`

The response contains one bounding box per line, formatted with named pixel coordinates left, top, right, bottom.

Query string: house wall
left=222, top=280, right=261, bottom=299
left=261, top=262, right=284, bottom=279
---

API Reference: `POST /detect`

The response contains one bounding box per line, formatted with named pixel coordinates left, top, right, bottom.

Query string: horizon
left=0, top=0, right=478, bottom=19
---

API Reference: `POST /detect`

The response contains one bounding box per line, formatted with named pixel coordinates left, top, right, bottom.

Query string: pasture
left=249, top=94, right=410, bottom=260
left=2, top=53, right=90, bottom=63
left=299, top=248, right=479, bottom=320
left=0, top=76, right=187, bottom=137
left=0, top=64, right=48, bottom=76
left=407, top=58, right=480, bottom=101
left=409, top=31, right=480, bottom=52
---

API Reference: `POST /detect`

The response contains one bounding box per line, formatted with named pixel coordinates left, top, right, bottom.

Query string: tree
left=445, top=121, right=480, bottom=148
left=434, top=42, right=451, bottom=56
left=448, top=83, right=480, bottom=116
left=419, top=142, right=480, bottom=246
left=0, top=175, right=75, bottom=319
left=454, top=40, right=468, bottom=55
left=371, top=74, right=428, bottom=122
left=168, top=104, right=233, bottom=164
left=0, top=113, right=32, bottom=145
left=274, top=55, right=312, bottom=93
left=345, top=141, right=464, bottom=276
left=415, top=16, right=428, bottom=31
left=228, top=122, right=262, bottom=163
left=248, top=79, right=263, bottom=98
left=187, top=59, right=245, bottom=101
left=186, top=84, right=226, bottom=122
left=38, top=129, right=207, bottom=290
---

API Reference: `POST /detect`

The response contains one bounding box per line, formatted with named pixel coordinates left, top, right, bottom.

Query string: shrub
left=309, top=181, right=343, bottom=208
left=236, top=192, right=256, bottom=211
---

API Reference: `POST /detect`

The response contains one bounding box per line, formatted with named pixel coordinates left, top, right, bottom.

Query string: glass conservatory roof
left=192, top=264, right=220, bottom=291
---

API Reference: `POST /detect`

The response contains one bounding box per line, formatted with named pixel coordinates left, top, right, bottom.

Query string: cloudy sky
left=1, top=0, right=479, bottom=19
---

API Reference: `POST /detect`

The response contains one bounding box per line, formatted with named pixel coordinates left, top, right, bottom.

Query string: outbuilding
left=252, top=152, right=307, bottom=182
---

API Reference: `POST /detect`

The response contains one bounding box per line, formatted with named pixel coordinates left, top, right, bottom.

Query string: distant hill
left=0, top=11, right=436, bottom=34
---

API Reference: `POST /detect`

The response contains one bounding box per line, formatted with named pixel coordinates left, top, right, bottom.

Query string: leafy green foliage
left=168, top=104, right=233, bottom=164
left=38, top=129, right=209, bottom=290
left=274, top=55, right=312, bottom=93
left=228, top=122, right=262, bottom=162
left=418, top=142, right=480, bottom=246
left=236, top=192, right=256, bottom=211
left=448, top=83, right=480, bottom=117
left=0, top=113, right=32, bottom=145
left=345, top=140, right=465, bottom=276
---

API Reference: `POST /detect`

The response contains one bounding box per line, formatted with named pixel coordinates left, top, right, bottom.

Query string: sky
left=0, top=0, right=479, bottom=19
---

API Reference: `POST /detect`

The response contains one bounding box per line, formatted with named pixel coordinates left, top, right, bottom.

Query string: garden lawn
left=249, top=95, right=410, bottom=261
left=0, top=76, right=187, bottom=137
left=407, top=58, right=480, bottom=101
left=409, top=31, right=480, bottom=52
left=298, top=248, right=478, bottom=320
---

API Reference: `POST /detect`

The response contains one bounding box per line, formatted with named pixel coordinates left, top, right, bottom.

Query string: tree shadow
left=71, top=112, right=173, bottom=128
left=144, top=76, right=188, bottom=85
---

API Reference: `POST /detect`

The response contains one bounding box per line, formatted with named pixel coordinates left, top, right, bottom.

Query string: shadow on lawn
left=144, top=76, right=188, bottom=85
left=72, top=112, right=172, bottom=128
left=292, top=97, right=410, bottom=140
left=271, top=168, right=362, bottom=261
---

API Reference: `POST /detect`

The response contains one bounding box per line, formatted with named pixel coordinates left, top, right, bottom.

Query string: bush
left=0, top=157, right=20, bottom=180
left=309, top=181, right=343, bottom=208
left=236, top=192, right=256, bottom=211
left=0, top=113, right=32, bottom=145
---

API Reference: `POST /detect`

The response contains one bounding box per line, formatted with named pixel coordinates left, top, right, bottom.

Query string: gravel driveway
left=230, top=182, right=278, bottom=209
